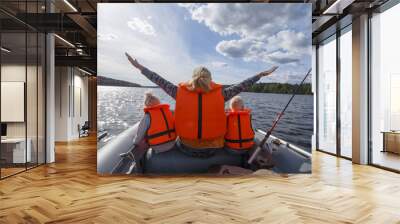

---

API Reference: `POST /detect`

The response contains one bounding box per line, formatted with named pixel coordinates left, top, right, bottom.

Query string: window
left=339, top=27, right=352, bottom=158
left=0, top=1, right=46, bottom=179
left=317, top=36, right=337, bottom=154
left=1, top=30, right=28, bottom=177
left=370, top=3, right=400, bottom=171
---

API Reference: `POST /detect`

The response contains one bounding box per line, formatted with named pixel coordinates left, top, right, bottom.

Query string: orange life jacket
left=175, top=82, right=226, bottom=140
left=144, top=104, right=176, bottom=146
left=225, top=109, right=255, bottom=150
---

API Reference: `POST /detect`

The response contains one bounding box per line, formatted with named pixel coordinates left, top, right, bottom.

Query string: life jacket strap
left=159, top=108, right=172, bottom=138
left=225, top=138, right=254, bottom=143
left=147, top=138, right=176, bottom=147
left=146, top=129, right=176, bottom=139
left=197, top=93, right=203, bottom=139
left=237, top=115, right=242, bottom=147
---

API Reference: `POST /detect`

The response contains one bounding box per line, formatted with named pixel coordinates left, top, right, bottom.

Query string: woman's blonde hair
left=230, top=96, right=244, bottom=111
left=187, top=66, right=212, bottom=92
left=144, top=91, right=160, bottom=107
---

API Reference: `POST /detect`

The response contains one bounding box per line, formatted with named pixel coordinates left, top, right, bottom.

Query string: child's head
left=229, top=96, right=244, bottom=111
left=144, top=92, right=160, bottom=107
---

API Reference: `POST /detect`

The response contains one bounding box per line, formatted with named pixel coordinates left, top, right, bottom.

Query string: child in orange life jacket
left=224, top=96, right=255, bottom=154
left=133, top=92, right=176, bottom=155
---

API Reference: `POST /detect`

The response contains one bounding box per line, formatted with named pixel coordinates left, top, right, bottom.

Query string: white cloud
left=216, top=38, right=265, bottom=61
left=98, top=4, right=311, bottom=85
left=177, top=3, right=202, bottom=12
left=211, top=61, right=228, bottom=68
left=215, top=32, right=309, bottom=65
left=265, top=51, right=301, bottom=64
left=98, top=33, right=118, bottom=41
left=180, top=4, right=309, bottom=39
left=267, top=30, right=309, bottom=53
left=180, top=3, right=311, bottom=67
left=127, top=17, right=156, bottom=36
left=98, top=4, right=198, bottom=85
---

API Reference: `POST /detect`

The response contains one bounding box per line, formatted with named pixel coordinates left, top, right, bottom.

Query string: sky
left=98, top=3, right=312, bottom=86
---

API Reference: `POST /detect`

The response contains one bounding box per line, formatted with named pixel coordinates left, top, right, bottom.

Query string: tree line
left=245, top=83, right=312, bottom=95
left=97, top=76, right=313, bottom=95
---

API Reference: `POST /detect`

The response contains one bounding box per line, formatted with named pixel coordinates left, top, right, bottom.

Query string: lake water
left=98, top=86, right=314, bottom=151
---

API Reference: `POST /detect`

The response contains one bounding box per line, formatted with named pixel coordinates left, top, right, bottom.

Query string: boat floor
left=98, top=122, right=311, bottom=175
left=115, top=134, right=311, bottom=175
left=144, top=146, right=247, bottom=174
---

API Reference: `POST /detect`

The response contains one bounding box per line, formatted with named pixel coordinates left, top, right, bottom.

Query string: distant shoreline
left=98, top=76, right=312, bottom=95
left=97, top=76, right=141, bottom=87
left=246, top=83, right=312, bottom=95
left=99, top=85, right=160, bottom=88
left=99, top=85, right=313, bottom=95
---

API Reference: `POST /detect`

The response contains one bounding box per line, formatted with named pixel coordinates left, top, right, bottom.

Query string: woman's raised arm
left=125, top=53, right=178, bottom=99
left=223, top=66, right=278, bottom=101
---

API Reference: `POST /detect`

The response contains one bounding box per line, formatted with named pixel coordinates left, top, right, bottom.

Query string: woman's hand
left=125, top=52, right=145, bottom=71
left=258, top=66, right=278, bottom=78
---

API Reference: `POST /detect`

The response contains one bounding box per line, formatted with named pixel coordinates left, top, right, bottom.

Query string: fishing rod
left=248, top=68, right=312, bottom=164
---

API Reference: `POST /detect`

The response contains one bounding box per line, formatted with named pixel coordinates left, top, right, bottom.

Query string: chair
left=79, top=121, right=90, bottom=138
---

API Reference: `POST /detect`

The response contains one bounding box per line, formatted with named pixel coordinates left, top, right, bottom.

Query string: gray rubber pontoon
left=97, top=122, right=311, bottom=175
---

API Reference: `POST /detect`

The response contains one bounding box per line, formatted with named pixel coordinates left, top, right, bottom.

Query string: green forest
left=246, top=83, right=312, bottom=95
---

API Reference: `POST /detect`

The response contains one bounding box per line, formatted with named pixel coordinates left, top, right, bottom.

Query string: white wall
left=46, top=32, right=55, bottom=163
left=1, top=65, right=26, bottom=134
left=1, top=63, right=46, bottom=164
left=72, top=73, right=89, bottom=137
left=1, top=65, right=38, bottom=138
left=55, top=66, right=70, bottom=141
left=54, top=67, right=89, bottom=141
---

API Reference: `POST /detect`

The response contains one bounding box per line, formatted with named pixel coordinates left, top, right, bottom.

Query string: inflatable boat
left=97, top=122, right=311, bottom=175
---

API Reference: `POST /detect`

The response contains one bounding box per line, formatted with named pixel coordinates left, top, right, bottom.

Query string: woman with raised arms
left=125, top=52, right=277, bottom=158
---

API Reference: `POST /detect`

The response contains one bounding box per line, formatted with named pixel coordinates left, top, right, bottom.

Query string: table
left=381, top=131, right=400, bottom=154
left=1, top=138, right=31, bottom=164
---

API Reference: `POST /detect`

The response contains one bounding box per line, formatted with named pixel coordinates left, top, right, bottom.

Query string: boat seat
left=144, top=146, right=244, bottom=174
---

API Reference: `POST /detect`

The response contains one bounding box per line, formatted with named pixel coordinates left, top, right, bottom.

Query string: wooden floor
left=1, top=167, right=26, bottom=178
left=1, top=136, right=400, bottom=224
left=372, top=150, right=400, bottom=171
